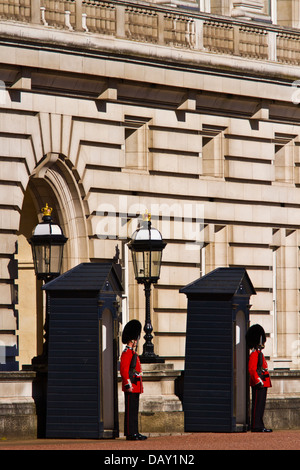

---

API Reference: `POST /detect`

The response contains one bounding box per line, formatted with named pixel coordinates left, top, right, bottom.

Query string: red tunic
left=248, top=349, right=272, bottom=388
left=120, top=346, right=143, bottom=394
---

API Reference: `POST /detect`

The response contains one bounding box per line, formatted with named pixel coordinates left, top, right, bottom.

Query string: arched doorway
left=17, top=157, right=89, bottom=367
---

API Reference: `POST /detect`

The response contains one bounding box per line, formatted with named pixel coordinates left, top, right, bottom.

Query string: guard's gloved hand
left=254, top=378, right=264, bottom=389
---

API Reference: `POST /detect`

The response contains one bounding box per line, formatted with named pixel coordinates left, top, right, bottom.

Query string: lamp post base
left=139, top=353, right=165, bottom=364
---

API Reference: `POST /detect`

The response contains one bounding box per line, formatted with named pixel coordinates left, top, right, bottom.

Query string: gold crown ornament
left=142, top=211, right=151, bottom=222
left=41, top=203, right=53, bottom=217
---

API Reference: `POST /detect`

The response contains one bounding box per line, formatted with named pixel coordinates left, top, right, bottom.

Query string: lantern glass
left=32, top=243, right=64, bottom=277
left=128, top=218, right=166, bottom=284
left=31, top=242, right=65, bottom=279
left=150, top=250, right=163, bottom=280
left=131, top=247, right=163, bottom=284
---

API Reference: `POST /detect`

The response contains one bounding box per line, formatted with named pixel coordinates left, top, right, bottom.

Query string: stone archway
left=17, top=155, right=89, bottom=367
left=31, top=155, right=89, bottom=270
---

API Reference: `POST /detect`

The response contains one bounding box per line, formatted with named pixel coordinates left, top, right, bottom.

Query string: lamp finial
left=142, top=211, right=151, bottom=222
left=41, top=203, right=52, bottom=217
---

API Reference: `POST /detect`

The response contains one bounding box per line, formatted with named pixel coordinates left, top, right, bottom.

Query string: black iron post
left=140, top=280, right=158, bottom=361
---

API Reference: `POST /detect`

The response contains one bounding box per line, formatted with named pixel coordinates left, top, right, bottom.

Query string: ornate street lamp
left=29, top=203, right=68, bottom=363
left=128, top=213, right=166, bottom=363
left=29, top=203, right=68, bottom=282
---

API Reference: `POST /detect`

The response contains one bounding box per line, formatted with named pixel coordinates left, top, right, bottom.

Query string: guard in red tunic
left=246, top=324, right=272, bottom=432
left=120, top=319, right=147, bottom=441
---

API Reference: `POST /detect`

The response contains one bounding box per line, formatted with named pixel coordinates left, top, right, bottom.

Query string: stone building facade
left=1, top=0, right=300, bottom=434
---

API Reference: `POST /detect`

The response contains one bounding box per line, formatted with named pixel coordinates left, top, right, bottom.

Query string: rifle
left=129, top=351, right=139, bottom=384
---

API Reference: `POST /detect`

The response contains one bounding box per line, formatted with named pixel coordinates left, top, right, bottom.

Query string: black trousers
left=124, top=392, right=140, bottom=436
left=251, top=386, right=267, bottom=430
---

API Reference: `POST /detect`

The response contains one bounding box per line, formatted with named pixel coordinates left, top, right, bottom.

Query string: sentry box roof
left=43, top=262, right=123, bottom=294
left=180, top=267, right=256, bottom=297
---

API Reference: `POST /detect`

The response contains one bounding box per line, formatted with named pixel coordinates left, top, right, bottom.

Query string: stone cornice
left=0, top=19, right=300, bottom=90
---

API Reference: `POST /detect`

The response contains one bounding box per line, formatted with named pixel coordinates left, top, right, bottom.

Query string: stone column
left=31, top=0, right=41, bottom=24
left=115, top=4, right=126, bottom=39
left=75, top=0, right=83, bottom=31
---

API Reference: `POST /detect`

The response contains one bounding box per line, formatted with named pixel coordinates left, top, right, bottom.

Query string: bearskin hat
left=246, top=324, right=266, bottom=349
left=122, top=319, right=142, bottom=344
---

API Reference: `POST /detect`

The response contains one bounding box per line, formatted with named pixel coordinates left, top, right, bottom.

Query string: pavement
left=1, top=430, right=300, bottom=451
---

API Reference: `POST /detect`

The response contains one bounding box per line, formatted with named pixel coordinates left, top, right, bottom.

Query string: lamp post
left=29, top=203, right=68, bottom=362
left=128, top=214, right=166, bottom=363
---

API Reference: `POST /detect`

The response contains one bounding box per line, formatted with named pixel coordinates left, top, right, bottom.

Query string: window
left=201, top=124, right=226, bottom=177
left=124, top=116, right=150, bottom=171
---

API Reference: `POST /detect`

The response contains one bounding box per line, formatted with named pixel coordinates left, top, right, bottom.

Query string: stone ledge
left=140, top=394, right=182, bottom=412
left=0, top=371, right=36, bottom=380
left=265, top=397, right=300, bottom=430
left=141, top=363, right=182, bottom=380
left=0, top=400, right=36, bottom=415
left=268, top=370, right=300, bottom=398
left=270, top=370, right=300, bottom=377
